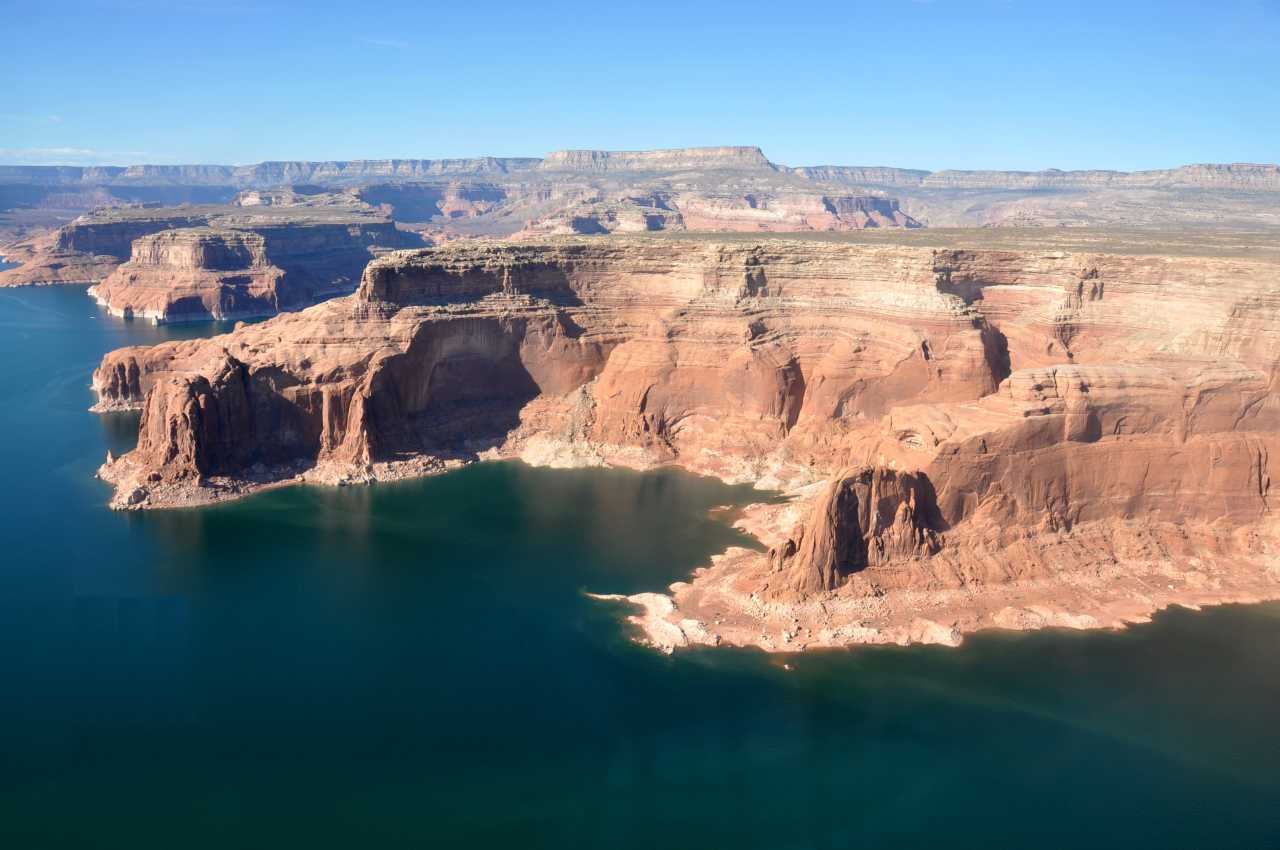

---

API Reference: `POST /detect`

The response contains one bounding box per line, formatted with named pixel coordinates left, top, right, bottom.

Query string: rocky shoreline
left=95, top=427, right=1280, bottom=650
left=85, top=232, right=1280, bottom=651
left=600, top=492, right=1280, bottom=652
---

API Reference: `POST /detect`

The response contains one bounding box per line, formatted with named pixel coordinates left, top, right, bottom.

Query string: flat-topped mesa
left=90, top=228, right=281, bottom=322
left=89, top=214, right=411, bottom=323
left=97, top=234, right=1280, bottom=489
left=233, top=158, right=542, bottom=187
left=232, top=185, right=361, bottom=208
left=792, top=166, right=933, bottom=187
left=675, top=193, right=919, bottom=231
left=539, top=147, right=777, bottom=173
left=1, top=202, right=404, bottom=289
left=0, top=209, right=216, bottom=286
left=91, top=233, right=1280, bottom=647
left=93, top=237, right=1004, bottom=479
left=52, top=210, right=210, bottom=258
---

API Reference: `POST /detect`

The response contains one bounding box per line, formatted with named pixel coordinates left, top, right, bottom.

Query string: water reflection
left=98, top=409, right=142, bottom=455
left=134, top=461, right=773, bottom=598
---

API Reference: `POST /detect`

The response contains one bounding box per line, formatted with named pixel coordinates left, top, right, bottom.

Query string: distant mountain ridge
left=538, top=146, right=777, bottom=173
left=3, top=148, right=1277, bottom=191
left=802, top=162, right=1280, bottom=191
left=0, top=158, right=542, bottom=187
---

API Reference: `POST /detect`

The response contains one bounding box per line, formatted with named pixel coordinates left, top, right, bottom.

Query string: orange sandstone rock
left=90, top=234, right=1280, bottom=648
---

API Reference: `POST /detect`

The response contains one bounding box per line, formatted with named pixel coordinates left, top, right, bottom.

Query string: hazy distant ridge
left=2, top=148, right=1277, bottom=191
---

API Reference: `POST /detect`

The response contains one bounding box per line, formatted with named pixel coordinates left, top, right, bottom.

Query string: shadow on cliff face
left=980, top=323, right=1012, bottom=387
left=99, top=410, right=143, bottom=456
left=362, top=317, right=545, bottom=458
left=914, top=473, right=949, bottom=533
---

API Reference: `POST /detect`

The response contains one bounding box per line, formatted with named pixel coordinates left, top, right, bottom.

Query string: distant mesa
left=537, top=146, right=777, bottom=173
left=0, top=198, right=418, bottom=321
left=3, top=146, right=1278, bottom=323
left=3, top=148, right=1278, bottom=247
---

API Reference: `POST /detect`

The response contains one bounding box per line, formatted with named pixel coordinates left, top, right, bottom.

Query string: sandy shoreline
left=94, top=434, right=1280, bottom=653
left=598, top=552, right=1280, bottom=654
left=589, top=493, right=1280, bottom=653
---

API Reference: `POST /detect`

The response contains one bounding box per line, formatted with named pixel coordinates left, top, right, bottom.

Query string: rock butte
left=91, top=230, right=1280, bottom=651
left=0, top=202, right=417, bottom=321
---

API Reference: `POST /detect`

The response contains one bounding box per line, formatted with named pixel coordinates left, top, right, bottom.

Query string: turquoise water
left=1, top=284, right=1278, bottom=848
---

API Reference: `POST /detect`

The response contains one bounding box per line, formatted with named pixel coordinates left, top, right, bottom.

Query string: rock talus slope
left=92, top=234, right=1280, bottom=648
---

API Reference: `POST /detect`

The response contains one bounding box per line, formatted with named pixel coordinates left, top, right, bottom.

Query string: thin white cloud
left=0, top=147, right=164, bottom=165
left=359, top=37, right=409, bottom=48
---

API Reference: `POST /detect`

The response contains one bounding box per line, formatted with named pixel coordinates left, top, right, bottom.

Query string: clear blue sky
left=2, top=0, right=1277, bottom=170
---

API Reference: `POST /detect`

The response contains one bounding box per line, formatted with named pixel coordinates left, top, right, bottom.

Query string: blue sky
left=2, top=0, right=1277, bottom=170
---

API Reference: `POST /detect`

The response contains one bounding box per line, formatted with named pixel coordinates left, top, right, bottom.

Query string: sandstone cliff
left=769, top=467, right=941, bottom=595
left=0, top=208, right=212, bottom=286
left=87, top=219, right=404, bottom=322
left=91, top=232, right=1280, bottom=647
left=3, top=203, right=415, bottom=320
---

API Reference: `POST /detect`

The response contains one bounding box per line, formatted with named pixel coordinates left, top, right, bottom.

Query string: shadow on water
left=138, top=461, right=773, bottom=597
left=0, top=285, right=1278, bottom=849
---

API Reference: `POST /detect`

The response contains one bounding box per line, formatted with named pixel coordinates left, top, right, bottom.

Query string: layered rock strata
left=3, top=204, right=414, bottom=320
left=0, top=208, right=211, bottom=286
left=88, top=217, right=412, bottom=322
left=517, top=193, right=918, bottom=237
left=6, top=152, right=1277, bottom=234
left=675, top=193, right=917, bottom=231
left=92, top=234, right=1280, bottom=648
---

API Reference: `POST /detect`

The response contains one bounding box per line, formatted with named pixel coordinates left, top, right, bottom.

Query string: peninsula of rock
left=91, top=229, right=1280, bottom=650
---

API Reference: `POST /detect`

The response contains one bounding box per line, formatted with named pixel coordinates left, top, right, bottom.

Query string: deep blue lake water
left=1, top=283, right=1278, bottom=848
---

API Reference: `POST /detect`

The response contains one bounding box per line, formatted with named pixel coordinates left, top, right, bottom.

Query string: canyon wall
left=91, top=233, right=1280, bottom=645
left=87, top=217, right=407, bottom=322
left=3, top=204, right=415, bottom=319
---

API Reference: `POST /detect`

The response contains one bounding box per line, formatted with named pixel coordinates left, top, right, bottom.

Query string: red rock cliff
left=91, top=233, right=1280, bottom=647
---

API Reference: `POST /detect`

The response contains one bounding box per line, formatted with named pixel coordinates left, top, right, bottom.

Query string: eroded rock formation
left=517, top=192, right=919, bottom=237
left=5, top=151, right=1277, bottom=239
left=88, top=216, right=414, bottom=322
left=0, top=208, right=211, bottom=286
left=769, top=466, right=941, bottom=595
left=3, top=202, right=416, bottom=320
left=92, top=232, right=1280, bottom=648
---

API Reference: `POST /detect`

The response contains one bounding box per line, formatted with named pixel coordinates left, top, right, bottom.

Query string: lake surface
left=1, top=284, right=1278, bottom=848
